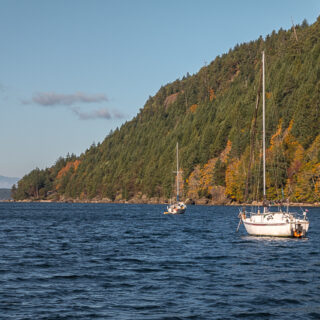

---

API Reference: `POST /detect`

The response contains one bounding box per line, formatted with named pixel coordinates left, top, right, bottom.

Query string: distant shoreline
left=4, top=199, right=319, bottom=207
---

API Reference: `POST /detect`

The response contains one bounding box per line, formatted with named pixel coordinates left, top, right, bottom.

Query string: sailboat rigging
left=164, top=142, right=187, bottom=215
left=238, top=51, right=309, bottom=237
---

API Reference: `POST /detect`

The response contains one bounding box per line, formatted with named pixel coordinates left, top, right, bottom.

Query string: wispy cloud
left=23, top=91, right=108, bottom=106
left=22, top=91, right=126, bottom=120
left=71, top=107, right=125, bottom=120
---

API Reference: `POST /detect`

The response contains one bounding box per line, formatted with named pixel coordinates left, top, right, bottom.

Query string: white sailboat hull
left=165, top=202, right=187, bottom=215
left=242, top=212, right=309, bottom=237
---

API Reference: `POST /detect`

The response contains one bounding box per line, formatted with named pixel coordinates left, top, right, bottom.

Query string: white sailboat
left=238, top=51, right=309, bottom=237
left=164, top=142, right=187, bottom=214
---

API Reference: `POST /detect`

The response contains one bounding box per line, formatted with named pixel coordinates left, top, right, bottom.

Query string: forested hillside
left=13, top=17, right=320, bottom=204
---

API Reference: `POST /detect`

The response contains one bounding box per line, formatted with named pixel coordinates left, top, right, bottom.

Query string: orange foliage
left=267, top=120, right=283, bottom=163
left=287, top=145, right=304, bottom=180
left=283, top=119, right=294, bottom=139
left=283, top=131, right=320, bottom=202
left=187, top=165, right=201, bottom=198
left=305, top=135, right=320, bottom=162
left=269, top=119, right=282, bottom=149
left=293, top=162, right=313, bottom=202
left=291, top=135, right=320, bottom=202
left=225, top=159, right=245, bottom=202
left=187, top=140, right=232, bottom=200
left=209, top=88, right=216, bottom=101
left=56, top=160, right=81, bottom=190
left=57, top=162, right=74, bottom=179
left=220, top=140, right=232, bottom=163
left=266, top=92, right=272, bottom=99
left=283, top=120, right=301, bottom=162
left=189, top=104, right=198, bottom=113
left=313, top=163, right=320, bottom=198
left=73, top=159, right=81, bottom=171
left=199, top=159, right=216, bottom=191
left=186, top=159, right=217, bottom=198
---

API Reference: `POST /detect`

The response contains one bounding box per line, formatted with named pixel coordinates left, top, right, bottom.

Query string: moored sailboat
left=164, top=142, right=187, bottom=215
left=238, top=51, right=309, bottom=237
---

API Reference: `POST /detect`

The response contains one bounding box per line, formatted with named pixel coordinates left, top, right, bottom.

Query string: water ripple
left=0, top=203, right=319, bottom=319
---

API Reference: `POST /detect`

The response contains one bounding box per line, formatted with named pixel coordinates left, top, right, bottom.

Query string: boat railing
left=245, top=206, right=308, bottom=221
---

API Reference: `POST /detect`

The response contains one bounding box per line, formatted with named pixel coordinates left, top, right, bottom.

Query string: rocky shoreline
left=4, top=197, right=319, bottom=207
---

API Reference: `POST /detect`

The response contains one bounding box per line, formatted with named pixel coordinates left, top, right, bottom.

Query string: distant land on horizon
left=0, top=188, right=12, bottom=200
left=0, top=175, right=20, bottom=189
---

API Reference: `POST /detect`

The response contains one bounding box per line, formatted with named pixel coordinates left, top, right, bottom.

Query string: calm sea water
left=0, top=203, right=319, bottom=319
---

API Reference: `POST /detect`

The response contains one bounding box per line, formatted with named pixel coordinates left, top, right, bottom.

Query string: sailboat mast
left=262, top=51, right=266, bottom=209
left=176, top=142, right=179, bottom=202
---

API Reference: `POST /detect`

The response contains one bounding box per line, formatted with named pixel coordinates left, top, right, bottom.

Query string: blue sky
left=1, top=0, right=319, bottom=178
